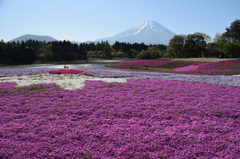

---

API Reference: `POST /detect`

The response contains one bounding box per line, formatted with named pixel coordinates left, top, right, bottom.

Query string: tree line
left=0, top=39, right=166, bottom=65
left=0, top=19, right=239, bottom=65
left=167, top=19, right=240, bottom=58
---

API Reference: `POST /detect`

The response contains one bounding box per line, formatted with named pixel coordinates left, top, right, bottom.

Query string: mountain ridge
left=9, top=34, right=57, bottom=42
left=9, top=21, right=175, bottom=45
left=95, top=20, right=175, bottom=45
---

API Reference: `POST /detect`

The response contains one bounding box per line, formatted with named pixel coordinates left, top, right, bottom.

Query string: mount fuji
left=95, top=20, right=176, bottom=45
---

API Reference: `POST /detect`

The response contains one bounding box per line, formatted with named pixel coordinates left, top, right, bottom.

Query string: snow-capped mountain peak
left=95, top=20, right=176, bottom=45
left=132, top=20, right=159, bottom=35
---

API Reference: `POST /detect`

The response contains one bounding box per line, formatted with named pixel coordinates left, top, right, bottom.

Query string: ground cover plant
left=174, top=60, right=240, bottom=75
left=0, top=70, right=127, bottom=90
left=0, top=68, right=240, bottom=158
left=111, top=60, right=206, bottom=72
left=0, top=68, right=58, bottom=77
left=111, top=59, right=240, bottom=75
left=49, top=69, right=84, bottom=74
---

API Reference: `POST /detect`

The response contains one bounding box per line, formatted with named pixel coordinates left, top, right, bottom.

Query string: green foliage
left=167, top=33, right=208, bottom=58
left=0, top=39, right=167, bottom=64
left=51, top=40, right=75, bottom=61
left=87, top=51, right=97, bottom=58
left=22, top=47, right=36, bottom=64
left=148, top=47, right=163, bottom=58
left=167, top=35, right=186, bottom=58
left=222, top=19, right=240, bottom=43
left=0, top=45, right=5, bottom=63
left=166, top=20, right=240, bottom=58
left=78, top=43, right=87, bottom=60
left=183, top=34, right=207, bottom=57
left=112, top=41, right=121, bottom=50
left=38, top=53, right=46, bottom=61
left=136, top=46, right=163, bottom=59
left=194, top=32, right=212, bottom=43
left=5, top=42, right=19, bottom=64
left=136, top=50, right=151, bottom=59
left=223, top=42, right=240, bottom=58
left=44, top=52, right=54, bottom=61
left=101, top=41, right=112, bottom=58
left=111, top=51, right=125, bottom=58
left=211, top=32, right=240, bottom=58
left=128, top=49, right=138, bottom=58
left=205, top=43, right=223, bottom=58
left=64, top=65, right=69, bottom=68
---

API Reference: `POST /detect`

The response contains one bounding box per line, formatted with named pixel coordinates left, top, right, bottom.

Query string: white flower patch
left=0, top=74, right=127, bottom=90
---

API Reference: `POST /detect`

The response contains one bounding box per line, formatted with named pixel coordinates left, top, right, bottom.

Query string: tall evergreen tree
left=23, top=47, right=36, bottom=64
left=5, top=43, right=18, bottom=64
left=0, top=45, right=5, bottom=63
left=222, top=19, right=240, bottom=43
left=78, top=43, right=87, bottom=60
left=113, top=41, right=121, bottom=51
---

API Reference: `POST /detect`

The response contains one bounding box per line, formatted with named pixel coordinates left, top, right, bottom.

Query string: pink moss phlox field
left=113, top=60, right=171, bottom=67
left=174, top=65, right=199, bottom=72
left=113, top=60, right=205, bottom=68
left=0, top=68, right=58, bottom=77
left=84, top=69, right=240, bottom=87
left=197, top=60, right=239, bottom=69
left=192, top=60, right=240, bottom=75
left=114, top=59, right=240, bottom=75
left=174, top=60, right=240, bottom=75
left=0, top=78, right=240, bottom=158
left=49, top=69, right=84, bottom=74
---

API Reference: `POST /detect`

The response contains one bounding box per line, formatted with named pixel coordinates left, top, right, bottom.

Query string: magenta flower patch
left=173, top=65, right=199, bottom=72
left=0, top=76, right=239, bottom=158
left=173, top=60, right=240, bottom=75
left=113, top=59, right=240, bottom=75
left=114, top=60, right=172, bottom=67
left=198, top=60, right=239, bottom=69
left=114, top=60, right=205, bottom=68
left=192, top=60, right=240, bottom=75
left=49, top=69, right=84, bottom=74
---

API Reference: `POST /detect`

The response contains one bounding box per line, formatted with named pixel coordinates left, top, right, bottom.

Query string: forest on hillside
left=0, top=19, right=239, bottom=65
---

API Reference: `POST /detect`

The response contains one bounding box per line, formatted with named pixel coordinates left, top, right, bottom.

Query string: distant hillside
left=9, top=34, right=57, bottom=42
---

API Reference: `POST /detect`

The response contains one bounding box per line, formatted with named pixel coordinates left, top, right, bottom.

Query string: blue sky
left=0, top=0, right=239, bottom=42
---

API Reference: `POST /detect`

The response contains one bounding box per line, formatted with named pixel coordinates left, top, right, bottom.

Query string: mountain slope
left=95, top=20, right=175, bottom=45
left=9, top=34, right=57, bottom=42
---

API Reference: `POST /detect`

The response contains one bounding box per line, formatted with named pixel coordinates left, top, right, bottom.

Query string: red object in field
left=49, top=69, right=84, bottom=74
